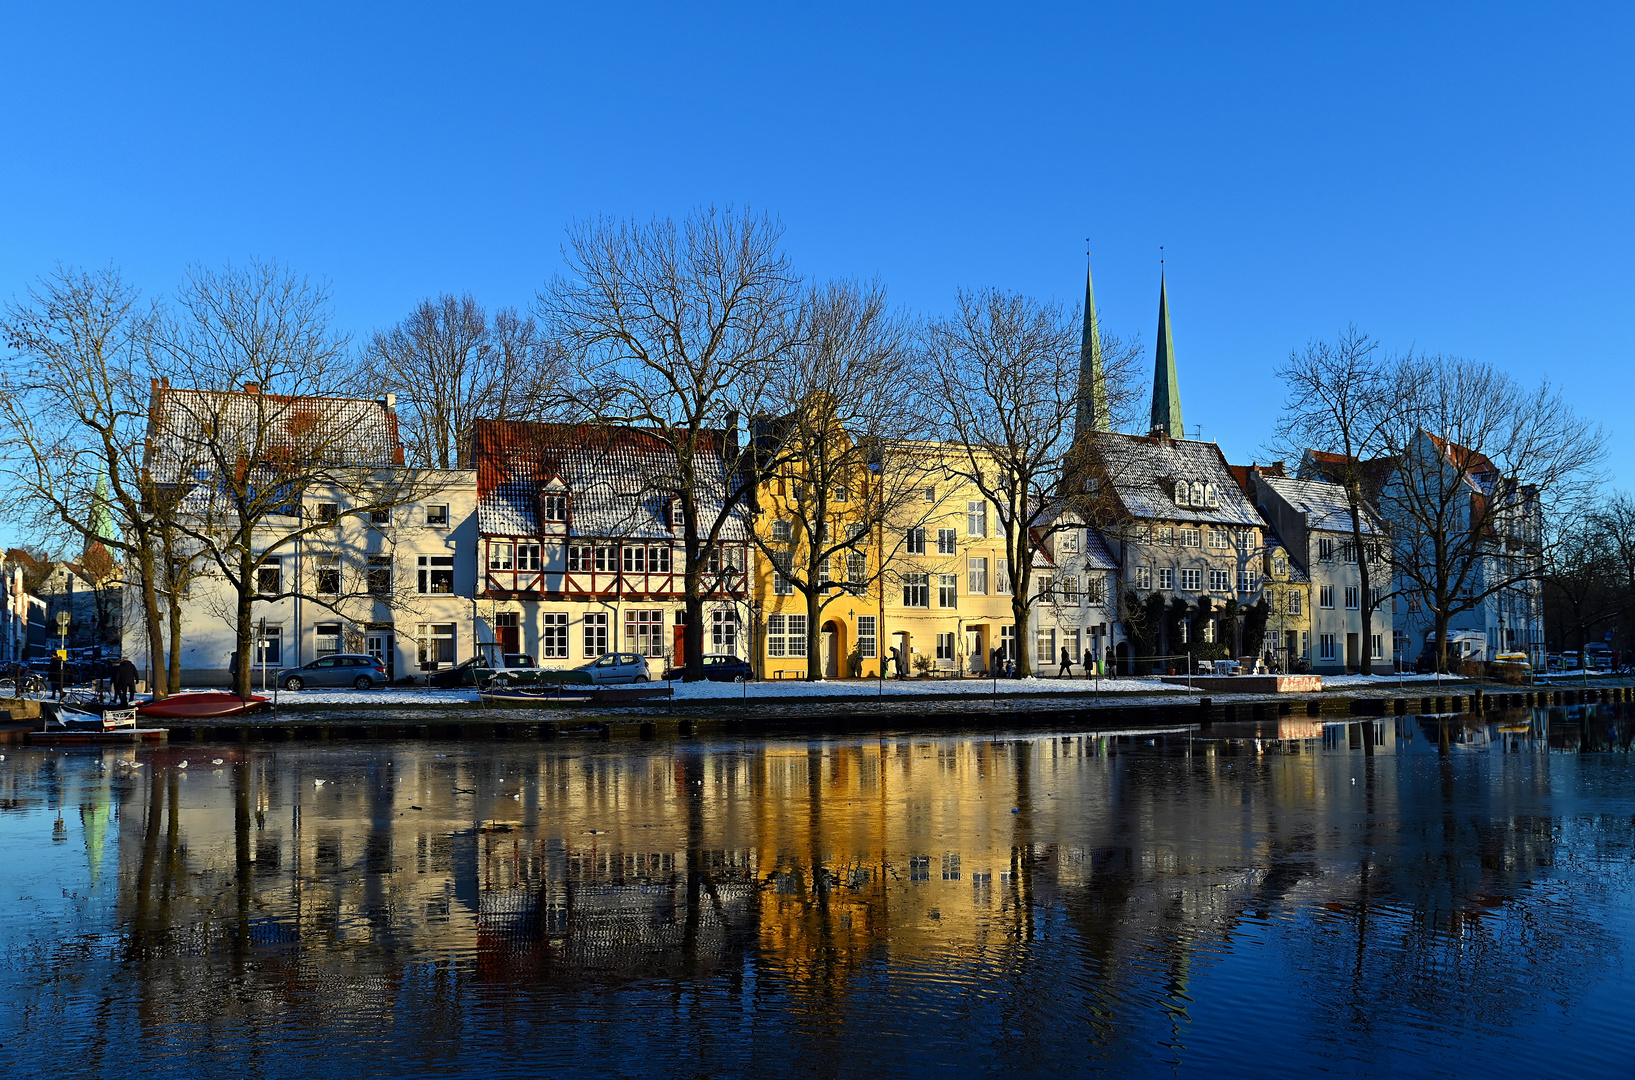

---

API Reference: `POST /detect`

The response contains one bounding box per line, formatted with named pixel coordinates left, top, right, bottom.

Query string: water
left=2, top=708, right=1634, bottom=1078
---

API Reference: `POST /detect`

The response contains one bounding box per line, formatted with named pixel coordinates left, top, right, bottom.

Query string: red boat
left=136, top=692, right=270, bottom=719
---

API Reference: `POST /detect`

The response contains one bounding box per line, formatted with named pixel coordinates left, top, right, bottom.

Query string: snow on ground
left=1321, top=673, right=1463, bottom=688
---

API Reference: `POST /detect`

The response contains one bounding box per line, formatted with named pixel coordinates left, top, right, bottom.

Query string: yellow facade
left=1261, top=536, right=1311, bottom=671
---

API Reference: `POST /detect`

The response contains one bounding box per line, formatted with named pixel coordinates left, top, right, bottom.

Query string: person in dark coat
left=113, top=658, right=139, bottom=706
left=1083, top=647, right=1094, bottom=677
left=48, top=652, right=65, bottom=700
left=1058, top=646, right=1072, bottom=678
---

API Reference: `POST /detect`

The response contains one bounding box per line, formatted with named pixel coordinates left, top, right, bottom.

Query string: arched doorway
left=820, top=619, right=846, bottom=679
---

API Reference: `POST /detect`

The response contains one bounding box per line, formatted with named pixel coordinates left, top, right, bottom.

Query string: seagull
left=177, top=761, right=187, bottom=769
left=314, top=779, right=326, bottom=787
left=211, top=759, right=224, bottom=766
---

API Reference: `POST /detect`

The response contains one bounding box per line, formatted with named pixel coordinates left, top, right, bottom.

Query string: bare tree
left=1274, top=327, right=1399, bottom=675
left=0, top=266, right=180, bottom=695
left=153, top=261, right=447, bottom=697
left=927, top=288, right=1140, bottom=678
left=1541, top=508, right=1619, bottom=659
left=538, top=207, right=801, bottom=681
left=1380, top=355, right=1603, bottom=672
left=747, top=280, right=928, bottom=680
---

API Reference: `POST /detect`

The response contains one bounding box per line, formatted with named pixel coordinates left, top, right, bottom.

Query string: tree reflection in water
left=1, top=707, right=1633, bottom=1077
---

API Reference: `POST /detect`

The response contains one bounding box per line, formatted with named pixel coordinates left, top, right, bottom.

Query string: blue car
left=664, top=654, right=753, bottom=682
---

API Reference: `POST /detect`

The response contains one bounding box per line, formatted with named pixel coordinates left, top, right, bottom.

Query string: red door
left=672, top=625, right=686, bottom=667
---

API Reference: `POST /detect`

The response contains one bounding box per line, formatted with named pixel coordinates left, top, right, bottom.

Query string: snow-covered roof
left=1088, top=433, right=1265, bottom=527
left=473, top=420, right=747, bottom=541
left=1258, top=476, right=1382, bottom=536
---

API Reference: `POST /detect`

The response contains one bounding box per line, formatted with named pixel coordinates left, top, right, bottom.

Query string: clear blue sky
left=2, top=1, right=1630, bottom=543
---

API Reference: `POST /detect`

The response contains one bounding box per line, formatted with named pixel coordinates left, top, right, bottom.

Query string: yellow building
left=1260, top=531, right=1311, bottom=672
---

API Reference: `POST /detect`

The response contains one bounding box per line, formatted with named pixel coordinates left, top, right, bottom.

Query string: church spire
left=1148, top=273, right=1183, bottom=439
left=1073, top=253, right=1110, bottom=440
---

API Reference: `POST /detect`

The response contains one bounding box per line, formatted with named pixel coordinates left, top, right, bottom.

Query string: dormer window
left=541, top=494, right=568, bottom=523
left=1189, top=481, right=1205, bottom=506
left=1174, top=481, right=1189, bottom=506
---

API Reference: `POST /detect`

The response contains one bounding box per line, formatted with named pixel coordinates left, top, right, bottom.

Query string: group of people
left=44, top=652, right=142, bottom=705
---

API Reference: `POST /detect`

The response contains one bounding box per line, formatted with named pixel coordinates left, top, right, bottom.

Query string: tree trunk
left=234, top=551, right=256, bottom=699
left=166, top=589, right=184, bottom=694
left=1011, top=592, right=1032, bottom=679
left=1434, top=606, right=1451, bottom=674
left=1352, top=499, right=1374, bottom=677
left=806, top=588, right=823, bottom=681
left=136, top=540, right=168, bottom=700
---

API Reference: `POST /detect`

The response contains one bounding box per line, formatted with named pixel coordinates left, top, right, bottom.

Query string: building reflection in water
left=1, top=705, right=1632, bottom=1077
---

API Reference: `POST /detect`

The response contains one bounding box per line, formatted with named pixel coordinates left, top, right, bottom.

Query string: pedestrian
left=1059, top=646, right=1072, bottom=678
left=1082, top=647, right=1094, bottom=677
left=113, top=657, right=138, bottom=706
left=48, top=651, right=65, bottom=701
left=227, top=650, right=239, bottom=690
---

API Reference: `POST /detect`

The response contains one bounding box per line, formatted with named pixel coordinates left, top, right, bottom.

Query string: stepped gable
left=1089, top=432, right=1263, bottom=528
left=472, top=419, right=744, bottom=540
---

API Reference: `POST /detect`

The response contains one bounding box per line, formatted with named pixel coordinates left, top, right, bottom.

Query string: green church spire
left=1073, top=255, right=1110, bottom=440
left=87, top=466, right=118, bottom=550
left=1148, top=274, right=1183, bottom=439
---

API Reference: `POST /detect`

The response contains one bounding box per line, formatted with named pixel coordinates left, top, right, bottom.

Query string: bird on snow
left=177, top=761, right=187, bottom=769
left=314, top=779, right=326, bottom=787
left=211, top=759, right=224, bottom=765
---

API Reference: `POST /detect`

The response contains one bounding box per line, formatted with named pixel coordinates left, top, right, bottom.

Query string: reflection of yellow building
left=1261, top=531, right=1311, bottom=671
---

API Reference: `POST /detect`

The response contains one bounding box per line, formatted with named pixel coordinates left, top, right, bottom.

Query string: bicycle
left=0, top=663, right=47, bottom=699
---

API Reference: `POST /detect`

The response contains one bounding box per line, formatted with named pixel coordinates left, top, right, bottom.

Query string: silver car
left=276, top=654, right=388, bottom=691
left=577, top=652, right=653, bottom=684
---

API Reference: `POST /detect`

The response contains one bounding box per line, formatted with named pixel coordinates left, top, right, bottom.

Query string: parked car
left=537, top=652, right=653, bottom=685
left=665, top=654, right=753, bottom=682
left=277, top=654, right=388, bottom=690
left=427, top=653, right=539, bottom=689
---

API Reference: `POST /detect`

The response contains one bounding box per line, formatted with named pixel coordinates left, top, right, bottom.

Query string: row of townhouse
left=127, top=267, right=1541, bottom=684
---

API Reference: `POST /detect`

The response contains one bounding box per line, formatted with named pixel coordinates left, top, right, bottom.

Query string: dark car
left=277, top=654, right=389, bottom=691
left=664, top=654, right=753, bottom=682
left=427, top=653, right=539, bottom=689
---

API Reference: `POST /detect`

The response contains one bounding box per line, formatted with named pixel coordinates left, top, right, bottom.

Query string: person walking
left=1082, top=647, right=1094, bottom=677
left=48, top=651, right=65, bottom=700
left=112, top=657, right=139, bottom=706
left=1058, top=646, right=1072, bottom=678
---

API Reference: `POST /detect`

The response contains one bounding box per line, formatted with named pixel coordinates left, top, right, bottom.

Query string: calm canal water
left=3, top=708, right=1634, bottom=1078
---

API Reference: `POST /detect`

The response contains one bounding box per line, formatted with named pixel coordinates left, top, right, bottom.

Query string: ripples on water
left=2, top=707, right=1634, bottom=1078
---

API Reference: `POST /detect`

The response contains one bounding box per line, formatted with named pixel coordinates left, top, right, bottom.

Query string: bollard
left=1307, top=700, right=1322, bottom=717
left=677, top=719, right=696, bottom=737
left=1394, top=698, right=1407, bottom=715
left=639, top=721, right=657, bottom=740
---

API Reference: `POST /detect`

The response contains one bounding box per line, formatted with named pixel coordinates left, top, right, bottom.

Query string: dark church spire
left=1148, top=273, right=1182, bottom=439
left=1073, top=254, right=1110, bottom=440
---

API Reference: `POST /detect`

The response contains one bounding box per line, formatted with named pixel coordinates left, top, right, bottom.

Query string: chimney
left=381, top=393, right=397, bottom=410
left=243, top=383, right=261, bottom=395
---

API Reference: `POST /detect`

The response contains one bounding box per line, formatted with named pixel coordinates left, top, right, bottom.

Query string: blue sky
left=2, top=1, right=1630, bottom=548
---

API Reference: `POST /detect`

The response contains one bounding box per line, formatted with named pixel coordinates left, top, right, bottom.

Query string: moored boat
left=137, top=692, right=270, bottom=720
left=479, top=685, right=673, bottom=707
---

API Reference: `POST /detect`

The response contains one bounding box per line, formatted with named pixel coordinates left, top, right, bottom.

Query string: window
left=906, top=527, right=926, bottom=555
left=1372, top=633, right=1384, bottom=659
left=1136, top=565, right=1152, bottom=590
left=1319, top=633, right=1337, bottom=660
left=967, top=501, right=987, bottom=537
left=1085, top=577, right=1105, bottom=604
left=364, top=555, right=391, bottom=596
left=1237, top=570, right=1256, bottom=592
left=257, top=557, right=281, bottom=595
left=1179, top=529, right=1200, bottom=548
left=315, top=502, right=338, bottom=524
left=1035, top=628, right=1056, bottom=663
left=1061, top=576, right=1079, bottom=605
left=1159, top=526, right=1175, bottom=545
left=1036, top=575, right=1054, bottom=601
left=846, top=551, right=867, bottom=591
left=1300, top=630, right=1309, bottom=658
left=1319, top=585, right=1335, bottom=609
left=923, top=486, right=936, bottom=502
left=418, top=555, right=454, bottom=595
left=772, top=520, right=793, bottom=542
left=1344, top=586, right=1359, bottom=609
left=1208, top=569, right=1229, bottom=591
left=833, top=486, right=848, bottom=503
left=1273, top=557, right=1287, bottom=577
left=1369, top=586, right=1383, bottom=610
left=937, top=633, right=955, bottom=662
left=622, top=546, right=646, bottom=574
left=1174, top=480, right=1190, bottom=506
left=426, top=504, right=450, bottom=527
left=937, top=528, right=958, bottom=555
left=1180, top=568, right=1200, bottom=591
left=712, top=610, right=738, bottom=652
left=938, top=574, right=958, bottom=608
left=1203, top=618, right=1215, bottom=644
left=583, top=613, right=608, bottom=658
left=903, top=573, right=930, bottom=607
left=541, top=494, right=567, bottom=522
left=1207, top=530, right=1227, bottom=549
left=316, top=554, right=341, bottom=594
left=1409, top=594, right=1422, bottom=614
left=997, top=561, right=1013, bottom=595
left=647, top=546, right=672, bottom=573
left=1157, top=567, right=1173, bottom=590
left=416, top=623, right=456, bottom=668
left=857, top=615, right=877, bottom=659
left=1288, top=591, right=1302, bottom=616
left=1341, top=541, right=1357, bottom=563
left=1318, top=538, right=1335, bottom=562
left=315, top=623, right=342, bottom=658
left=370, top=508, right=391, bottom=524
left=768, top=614, right=808, bottom=659
left=773, top=552, right=793, bottom=595
left=254, top=626, right=281, bottom=667
left=968, top=557, right=988, bottom=595
left=626, top=609, right=664, bottom=657
left=541, top=612, right=569, bottom=659
left=489, top=542, right=514, bottom=571
left=517, top=543, right=541, bottom=572
left=999, top=624, right=1016, bottom=662
left=1059, top=530, right=1078, bottom=554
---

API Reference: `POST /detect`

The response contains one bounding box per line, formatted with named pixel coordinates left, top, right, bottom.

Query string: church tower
left=1073, top=256, right=1110, bottom=441
left=1148, top=274, right=1183, bottom=439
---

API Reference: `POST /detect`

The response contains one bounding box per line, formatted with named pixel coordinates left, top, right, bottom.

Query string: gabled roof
left=472, top=420, right=746, bottom=540
left=1086, top=432, right=1264, bottom=527
left=1297, top=449, right=1395, bottom=498
left=146, top=386, right=404, bottom=484
left=1258, top=475, right=1383, bottom=536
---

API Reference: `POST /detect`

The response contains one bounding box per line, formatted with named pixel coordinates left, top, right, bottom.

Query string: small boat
left=479, top=685, right=673, bottom=708
left=41, top=700, right=138, bottom=731
left=137, top=692, right=270, bottom=720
